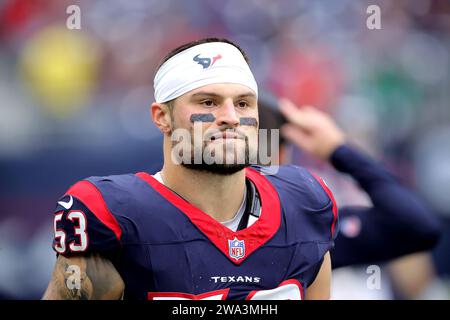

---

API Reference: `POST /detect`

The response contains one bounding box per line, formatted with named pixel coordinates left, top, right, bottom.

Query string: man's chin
left=181, top=163, right=250, bottom=175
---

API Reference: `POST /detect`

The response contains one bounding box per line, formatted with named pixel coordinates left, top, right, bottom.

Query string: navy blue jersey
left=52, top=165, right=338, bottom=300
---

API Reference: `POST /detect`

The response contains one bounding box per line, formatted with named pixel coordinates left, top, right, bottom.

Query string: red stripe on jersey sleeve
left=65, top=180, right=122, bottom=241
left=311, top=173, right=338, bottom=238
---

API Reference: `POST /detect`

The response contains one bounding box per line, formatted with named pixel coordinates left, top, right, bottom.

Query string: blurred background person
left=0, top=0, right=450, bottom=299
left=258, top=97, right=444, bottom=299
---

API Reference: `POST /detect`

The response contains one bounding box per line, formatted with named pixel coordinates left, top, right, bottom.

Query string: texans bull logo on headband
left=193, top=53, right=222, bottom=69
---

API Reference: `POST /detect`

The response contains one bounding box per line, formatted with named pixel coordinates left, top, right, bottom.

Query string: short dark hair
left=157, top=37, right=250, bottom=70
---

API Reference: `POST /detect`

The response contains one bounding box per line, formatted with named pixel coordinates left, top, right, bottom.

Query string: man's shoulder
left=250, top=165, right=333, bottom=210
left=64, top=171, right=159, bottom=214
left=250, top=164, right=315, bottom=181
left=76, top=171, right=158, bottom=195
left=251, top=166, right=338, bottom=263
left=84, top=172, right=141, bottom=188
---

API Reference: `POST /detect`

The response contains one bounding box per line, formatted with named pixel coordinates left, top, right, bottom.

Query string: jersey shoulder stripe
left=65, top=180, right=122, bottom=241
left=310, top=172, right=338, bottom=238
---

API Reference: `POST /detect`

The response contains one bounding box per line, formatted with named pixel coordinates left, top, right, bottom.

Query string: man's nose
left=216, top=100, right=239, bottom=127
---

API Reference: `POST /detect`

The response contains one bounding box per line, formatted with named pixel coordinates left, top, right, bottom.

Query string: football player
left=43, top=38, right=338, bottom=300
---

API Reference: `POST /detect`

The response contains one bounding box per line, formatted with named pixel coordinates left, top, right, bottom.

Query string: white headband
left=154, top=42, right=258, bottom=103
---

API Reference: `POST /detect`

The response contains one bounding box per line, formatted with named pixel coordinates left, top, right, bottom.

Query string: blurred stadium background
left=0, top=0, right=450, bottom=299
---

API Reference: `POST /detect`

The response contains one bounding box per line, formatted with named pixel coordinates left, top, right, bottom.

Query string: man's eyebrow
left=190, top=91, right=257, bottom=99
left=191, top=92, right=222, bottom=99
left=236, top=92, right=257, bottom=99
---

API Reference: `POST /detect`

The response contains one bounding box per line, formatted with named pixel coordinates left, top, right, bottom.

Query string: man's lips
left=210, top=131, right=245, bottom=141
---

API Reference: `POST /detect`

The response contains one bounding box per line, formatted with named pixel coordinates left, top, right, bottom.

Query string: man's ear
left=151, top=102, right=172, bottom=134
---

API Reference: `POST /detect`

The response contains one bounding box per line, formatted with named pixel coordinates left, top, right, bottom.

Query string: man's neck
left=161, top=162, right=246, bottom=223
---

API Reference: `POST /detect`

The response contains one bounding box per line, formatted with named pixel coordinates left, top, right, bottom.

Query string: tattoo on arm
left=43, top=253, right=124, bottom=300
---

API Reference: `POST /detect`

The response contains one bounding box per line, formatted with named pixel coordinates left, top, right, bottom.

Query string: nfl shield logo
left=228, top=237, right=245, bottom=261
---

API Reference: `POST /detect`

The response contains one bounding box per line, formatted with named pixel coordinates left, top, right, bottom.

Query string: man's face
left=168, top=83, right=259, bottom=175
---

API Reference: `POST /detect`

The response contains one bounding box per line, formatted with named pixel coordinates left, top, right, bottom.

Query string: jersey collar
left=136, top=167, right=281, bottom=265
